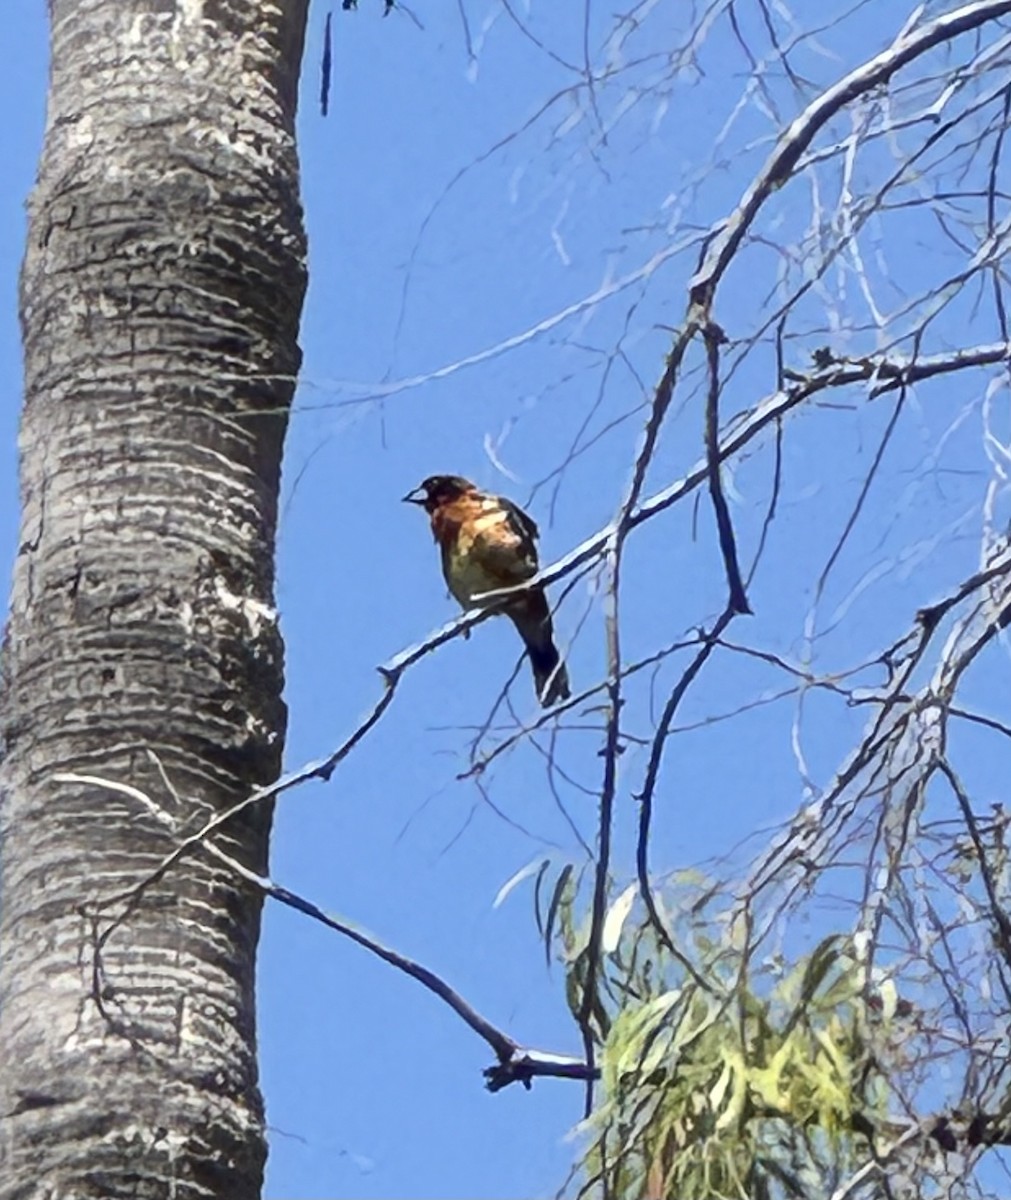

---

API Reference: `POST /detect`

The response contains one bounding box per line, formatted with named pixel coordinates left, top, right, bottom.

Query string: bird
left=403, top=475, right=571, bottom=706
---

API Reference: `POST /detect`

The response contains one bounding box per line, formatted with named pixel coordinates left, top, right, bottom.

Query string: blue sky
left=5, top=2, right=1011, bottom=1197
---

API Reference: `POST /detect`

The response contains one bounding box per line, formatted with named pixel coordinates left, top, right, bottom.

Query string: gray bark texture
left=0, top=1, right=308, bottom=1196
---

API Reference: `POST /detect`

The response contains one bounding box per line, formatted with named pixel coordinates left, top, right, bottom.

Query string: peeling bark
left=0, top=1, right=308, bottom=1196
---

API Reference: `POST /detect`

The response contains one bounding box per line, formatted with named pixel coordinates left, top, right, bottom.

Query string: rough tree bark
left=0, top=2, right=308, bottom=1196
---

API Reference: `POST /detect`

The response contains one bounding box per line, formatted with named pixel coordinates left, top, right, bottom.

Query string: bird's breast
left=433, top=502, right=533, bottom=609
left=443, top=540, right=501, bottom=608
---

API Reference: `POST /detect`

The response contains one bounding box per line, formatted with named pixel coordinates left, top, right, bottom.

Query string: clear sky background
left=4, top=2, right=1011, bottom=1198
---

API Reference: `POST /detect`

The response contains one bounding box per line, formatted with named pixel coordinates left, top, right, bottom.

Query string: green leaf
left=544, top=863, right=575, bottom=967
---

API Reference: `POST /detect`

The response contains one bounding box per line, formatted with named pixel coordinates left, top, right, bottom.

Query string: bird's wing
left=496, top=495, right=539, bottom=551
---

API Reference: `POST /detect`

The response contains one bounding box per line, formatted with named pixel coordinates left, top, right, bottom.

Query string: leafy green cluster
left=568, top=916, right=893, bottom=1199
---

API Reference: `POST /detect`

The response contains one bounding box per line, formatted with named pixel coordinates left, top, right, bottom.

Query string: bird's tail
left=509, top=594, right=570, bottom=707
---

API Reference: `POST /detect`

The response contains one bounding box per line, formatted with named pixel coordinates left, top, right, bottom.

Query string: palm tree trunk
left=0, top=2, right=308, bottom=1195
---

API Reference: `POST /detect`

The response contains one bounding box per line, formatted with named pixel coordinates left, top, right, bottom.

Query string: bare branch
left=56, top=771, right=595, bottom=1093
left=689, top=0, right=1011, bottom=308
left=703, top=321, right=751, bottom=614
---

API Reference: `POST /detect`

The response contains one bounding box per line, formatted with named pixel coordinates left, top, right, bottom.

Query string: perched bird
left=403, top=475, right=571, bottom=706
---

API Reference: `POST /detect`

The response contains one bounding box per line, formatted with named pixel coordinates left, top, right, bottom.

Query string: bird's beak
left=402, top=486, right=427, bottom=505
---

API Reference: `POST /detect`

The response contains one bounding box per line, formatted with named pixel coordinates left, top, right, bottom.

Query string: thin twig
left=573, top=311, right=714, bottom=1112
left=937, top=757, right=1011, bottom=977
left=703, top=321, right=751, bottom=614
left=634, top=606, right=737, bottom=994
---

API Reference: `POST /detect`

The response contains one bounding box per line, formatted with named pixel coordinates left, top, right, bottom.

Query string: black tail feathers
left=510, top=605, right=570, bottom=707
left=529, top=642, right=571, bottom=707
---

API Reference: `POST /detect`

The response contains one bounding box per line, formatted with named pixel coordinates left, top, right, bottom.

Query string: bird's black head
left=402, top=475, right=475, bottom=512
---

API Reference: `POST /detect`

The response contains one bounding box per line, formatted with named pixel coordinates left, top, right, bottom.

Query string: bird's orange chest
left=431, top=501, right=511, bottom=607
